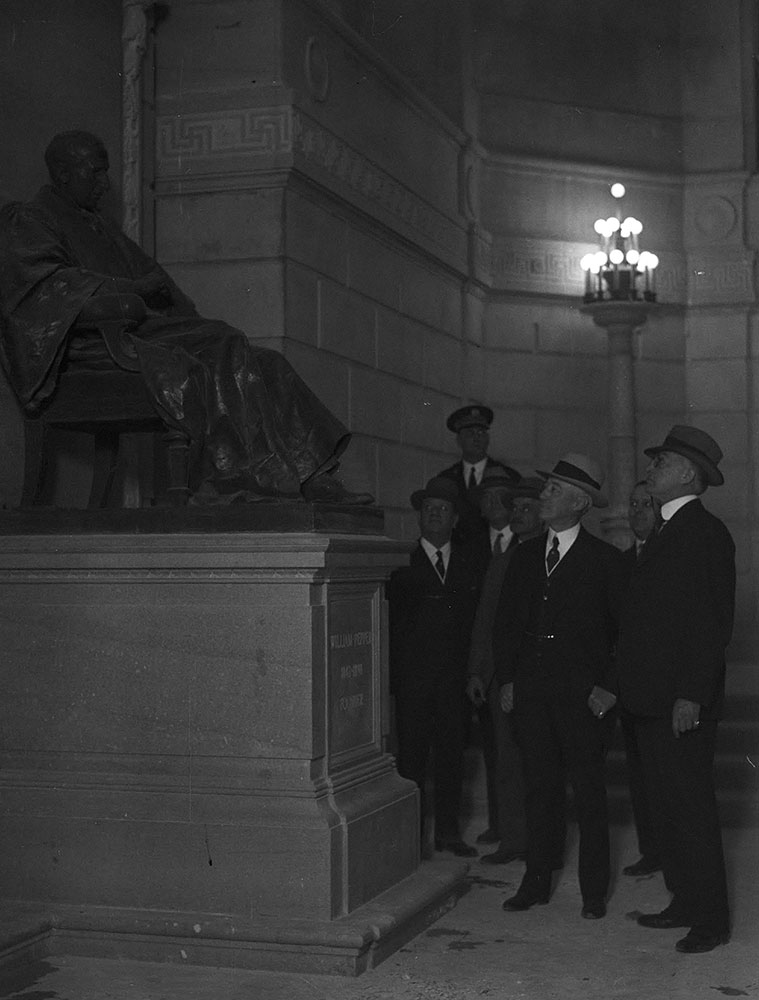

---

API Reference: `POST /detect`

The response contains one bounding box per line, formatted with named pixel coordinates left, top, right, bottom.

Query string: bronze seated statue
left=0, top=130, right=373, bottom=507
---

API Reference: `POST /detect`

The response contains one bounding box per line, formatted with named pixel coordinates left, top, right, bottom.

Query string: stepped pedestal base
left=0, top=522, right=465, bottom=974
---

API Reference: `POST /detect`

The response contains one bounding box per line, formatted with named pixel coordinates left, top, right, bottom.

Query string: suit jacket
left=493, top=526, right=627, bottom=701
left=617, top=498, right=735, bottom=720
left=388, top=541, right=482, bottom=694
left=467, top=543, right=519, bottom=689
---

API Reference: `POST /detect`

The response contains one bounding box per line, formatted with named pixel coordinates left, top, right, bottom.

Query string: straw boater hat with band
left=536, top=452, right=609, bottom=508
left=643, top=424, right=724, bottom=487
left=410, top=476, right=464, bottom=512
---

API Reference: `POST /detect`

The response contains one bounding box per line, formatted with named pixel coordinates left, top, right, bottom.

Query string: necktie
left=467, top=466, right=477, bottom=490
left=546, top=536, right=560, bottom=574
left=493, top=533, right=503, bottom=554
left=434, top=549, right=446, bottom=581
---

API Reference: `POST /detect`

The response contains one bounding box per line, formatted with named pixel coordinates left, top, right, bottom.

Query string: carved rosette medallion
left=305, top=36, right=330, bottom=102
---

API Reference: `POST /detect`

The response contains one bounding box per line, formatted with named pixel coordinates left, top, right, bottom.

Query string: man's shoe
left=502, top=887, right=550, bottom=911
left=581, top=899, right=607, bottom=920
left=476, top=826, right=500, bottom=844
left=434, top=838, right=478, bottom=858
left=623, top=856, right=662, bottom=877
left=637, top=906, right=690, bottom=930
left=675, top=928, right=729, bottom=954
left=481, top=847, right=526, bottom=865
left=301, top=474, right=374, bottom=505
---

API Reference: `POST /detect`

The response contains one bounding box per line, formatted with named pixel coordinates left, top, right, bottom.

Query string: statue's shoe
left=301, top=474, right=374, bottom=505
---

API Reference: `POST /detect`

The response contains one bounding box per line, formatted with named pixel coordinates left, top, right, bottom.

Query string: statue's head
left=44, top=131, right=110, bottom=211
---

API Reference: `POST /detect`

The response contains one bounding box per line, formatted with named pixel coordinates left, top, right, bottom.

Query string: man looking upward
left=618, top=426, right=735, bottom=954
left=466, top=474, right=545, bottom=864
left=493, top=454, right=626, bottom=920
left=438, top=405, right=519, bottom=546
left=389, top=477, right=481, bottom=859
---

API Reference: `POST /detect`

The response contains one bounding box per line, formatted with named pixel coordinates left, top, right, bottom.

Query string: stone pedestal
left=581, top=301, right=653, bottom=549
left=0, top=517, right=467, bottom=974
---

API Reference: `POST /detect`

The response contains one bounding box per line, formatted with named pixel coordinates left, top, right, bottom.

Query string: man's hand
left=499, top=682, right=514, bottom=714
left=588, top=685, right=617, bottom=719
left=466, top=676, right=486, bottom=707
left=672, top=698, right=701, bottom=737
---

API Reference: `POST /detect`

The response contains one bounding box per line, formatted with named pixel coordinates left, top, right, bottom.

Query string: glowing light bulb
left=610, top=183, right=625, bottom=199
left=609, top=249, right=624, bottom=265
left=607, top=217, right=620, bottom=232
left=580, top=254, right=594, bottom=271
left=626, top=249, right=640, bottom=265
left=623, top=217, right=643, bottom=236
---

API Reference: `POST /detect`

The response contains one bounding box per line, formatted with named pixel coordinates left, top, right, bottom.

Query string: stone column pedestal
left=581, top=301, right=653, bottom=549
left=0, top=519, right=467, bottom=974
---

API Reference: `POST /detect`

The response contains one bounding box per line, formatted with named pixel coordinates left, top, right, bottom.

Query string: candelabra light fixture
left=580, top=183, right=659, bottom=303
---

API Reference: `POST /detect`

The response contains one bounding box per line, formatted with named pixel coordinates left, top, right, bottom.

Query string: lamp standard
left=580, top=184, right=659, bottom=549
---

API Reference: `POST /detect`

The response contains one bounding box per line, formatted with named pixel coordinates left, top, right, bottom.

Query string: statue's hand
left=132, top=270, right=173, bottom=309
left=78, top=292, right=146, bottom=325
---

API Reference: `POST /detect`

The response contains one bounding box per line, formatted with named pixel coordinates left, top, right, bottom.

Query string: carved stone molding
left=121, top=0, right=152, bottom=241
left=491, top=235, right=687, bottom=303
left=157, top=107, right=295, bottom=166
left=491, top=237, right=584, bottom=296
left=687, top=250, right=756, bottom=305
left=293, top=111, right=466, bottom=271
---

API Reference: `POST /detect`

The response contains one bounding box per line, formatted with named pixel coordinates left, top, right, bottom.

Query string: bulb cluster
left=580, top=186, right=659, bottom=303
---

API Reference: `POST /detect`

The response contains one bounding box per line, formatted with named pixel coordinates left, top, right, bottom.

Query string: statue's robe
left=0, top=186, right=349, bottom=498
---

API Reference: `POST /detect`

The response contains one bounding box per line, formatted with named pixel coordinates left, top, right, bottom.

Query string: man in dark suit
left=437, top=405, right=520, bottom=546
left=617, top=426, right=736, bottom=954
left=466, top=474, right=545, bottom=863
left=493, top=453, right=627, bottom=919
left=388, top=476, right=482, bottom=858
left=619, top=481, right=663, bottom=878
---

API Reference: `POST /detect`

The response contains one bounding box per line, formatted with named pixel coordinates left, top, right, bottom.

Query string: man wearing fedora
left=617, top=426, right=735, bottom=954
left=493, top=453, right=627, bottom=919
left=466, top=473, right=546, bottom=863
left=388, top=476, right=482, bottom=858
left=438, top=405, right=520, bottom=546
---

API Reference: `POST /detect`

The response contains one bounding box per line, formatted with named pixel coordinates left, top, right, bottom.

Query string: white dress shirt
left=545, top=523, right=580, bottom=573
left=421, top=537, right=451, bottom=580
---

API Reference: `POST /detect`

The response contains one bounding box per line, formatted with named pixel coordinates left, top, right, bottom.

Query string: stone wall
left=0, top=0, right=756, bottom=649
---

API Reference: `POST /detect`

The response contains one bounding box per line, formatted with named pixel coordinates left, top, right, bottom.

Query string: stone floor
left=1, top=817, right=756, bottom=1000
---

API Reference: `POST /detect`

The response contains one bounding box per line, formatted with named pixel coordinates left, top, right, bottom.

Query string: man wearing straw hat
left=493, top=453, right=627, bottom=920
left=617, top=426, right=735, bottom=954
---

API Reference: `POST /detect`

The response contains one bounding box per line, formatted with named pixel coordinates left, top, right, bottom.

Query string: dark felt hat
left=410, top=476, right=463, bottom=512
left=512, top=475, right=544, bottom=499
left=446, top=404, right=494, bottom=433
left=537, top=452, right=608, bottom=508
left=471, top=464, right=522, bottom=499
left=644, top=425, right=724, bottom=486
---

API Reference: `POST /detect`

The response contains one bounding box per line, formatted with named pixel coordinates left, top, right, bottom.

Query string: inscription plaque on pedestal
left=328, top=596, right=375, bottom=757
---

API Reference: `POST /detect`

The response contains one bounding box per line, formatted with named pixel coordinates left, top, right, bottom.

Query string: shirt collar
left=490, top=525, right=513, bottom=548
left=660, top=495, right=697, bottom=522
left=547, top=523, right=581, bottom=549
left=420, top=537, right=451, bottom=561
left=462, top=457, right=488, bottom=477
